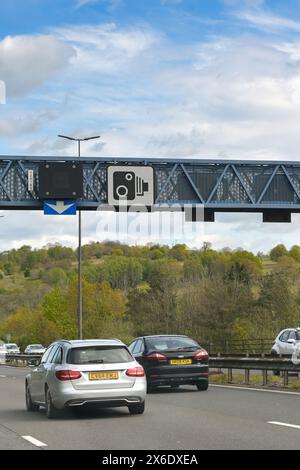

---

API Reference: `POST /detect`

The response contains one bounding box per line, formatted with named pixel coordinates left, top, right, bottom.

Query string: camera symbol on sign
left=108, top=165, right=154, bottom=206
left=113, top=171, right=149, bottom=200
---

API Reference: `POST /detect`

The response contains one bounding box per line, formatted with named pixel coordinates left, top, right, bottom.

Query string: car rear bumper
left=51, top=380, right=147, bottom=409
left=147, top=368, right=209, bottom=387
left=66, top=396, right=143, bottom=408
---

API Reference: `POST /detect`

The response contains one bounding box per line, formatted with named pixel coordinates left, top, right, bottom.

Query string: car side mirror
left=287, top=339, right=296, bottom=344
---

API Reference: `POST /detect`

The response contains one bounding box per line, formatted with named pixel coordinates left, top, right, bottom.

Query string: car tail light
left=195, top=349, right=209, bottom=360
left=146, top=352, right=167, bottom=361
left=126, top=367, right=145, bottom=377
left=55, top=370, right=82, bottom=381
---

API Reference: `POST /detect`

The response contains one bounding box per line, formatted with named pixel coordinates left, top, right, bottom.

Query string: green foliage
left=3, top=262, right=15, bottom=275
left=24, top=267, right=31, bottom=278
left=1, top=241, right=300, bottom=350
left=289, top=245, right=300, bottom=263
left=84, top=256, right=143, bottom=289
left=270, top=244, right=288, bottom=261
left=169, top=244, right=187, bottom=261
left=42, top=267, right=68, bottom=287
left=227, top=250, right=263, bottom=283
left=145, top=259, right=182, bottom=291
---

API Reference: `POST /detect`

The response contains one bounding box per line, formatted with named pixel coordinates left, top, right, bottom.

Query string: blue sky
left=1, top=0, right=300, bottom=252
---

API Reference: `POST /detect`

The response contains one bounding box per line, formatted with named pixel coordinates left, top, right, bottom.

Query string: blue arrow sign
left=44, top=200, right=77, bottom=215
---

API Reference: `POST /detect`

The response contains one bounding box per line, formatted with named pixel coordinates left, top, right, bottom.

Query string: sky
left=1, top=0, right=300, bottom=252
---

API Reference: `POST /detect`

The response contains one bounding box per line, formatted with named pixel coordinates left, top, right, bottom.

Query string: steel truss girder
left=0, top=156, right=300, bottom=213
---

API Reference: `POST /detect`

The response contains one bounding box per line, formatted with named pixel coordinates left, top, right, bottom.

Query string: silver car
left=25, top=344, right=46, bottom=355
left=25, top=339, right=146, bottom=418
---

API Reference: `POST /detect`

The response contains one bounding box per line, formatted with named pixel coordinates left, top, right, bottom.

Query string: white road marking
left=268, top=421, right=300, bottom=430
left=22, top=435, right=48, bottom=447
left=210, top=384, right=300, bottom=396
left=0, top=375, right=6, bottom=378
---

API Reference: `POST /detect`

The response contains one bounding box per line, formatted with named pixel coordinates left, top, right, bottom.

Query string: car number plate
left=89, top=371, right=119, bottom=380
left=170, top=359, right=192, bottom=365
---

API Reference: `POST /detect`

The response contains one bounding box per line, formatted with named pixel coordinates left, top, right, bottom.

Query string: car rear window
left=67, top=346, right=133, bottom=364
left=145, top=336, right=199, bottom=352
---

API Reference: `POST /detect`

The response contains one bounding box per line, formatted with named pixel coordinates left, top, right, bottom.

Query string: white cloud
left=0, top=112, right=58, bottom=137
left=52, top=23, right=159, bottom=74
left=161, top=0, right=183, bottom=5
left=236, top=10, right=300, bottom=33
left=13, top=26, right=300, bottom=160
left=223, top=0, right=264, bottom=7
left=0, top=35, right=76, bottom=97
left=76, top=0, right=98, bottom=7
left=76, top=0, right=122, bottom=10
left=2, top=209, right=299, bottom=254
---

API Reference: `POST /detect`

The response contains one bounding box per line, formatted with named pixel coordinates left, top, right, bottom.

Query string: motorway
left=0, top=365, right=300, bottom=450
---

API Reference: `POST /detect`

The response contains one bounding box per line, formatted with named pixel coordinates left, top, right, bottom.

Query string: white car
left=271, top=328, right=300, bottom=356
left=4, top=343, right=20, bottom=354
left=0, top=344, right=6, bottom=364
left=25, top=344, right=46, bottom=355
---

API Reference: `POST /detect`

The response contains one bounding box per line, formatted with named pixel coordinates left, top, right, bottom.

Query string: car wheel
left=45, top=387, right=60, bottom=419
left=196, top=381, right=209, bottom=391
left=128, top=402, right=145, bottom=415
left=25, top=383, right=39, bottom=412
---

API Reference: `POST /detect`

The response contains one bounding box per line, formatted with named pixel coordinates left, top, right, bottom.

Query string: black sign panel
left=38, top=162, right=83, bottom=199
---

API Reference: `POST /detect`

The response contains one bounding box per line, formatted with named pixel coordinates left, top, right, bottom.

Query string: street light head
left=82, top=136, right=101, bottom=141
left=57, top=135, right=77, bottom=141
left=58, top=135, right=101, bottom=142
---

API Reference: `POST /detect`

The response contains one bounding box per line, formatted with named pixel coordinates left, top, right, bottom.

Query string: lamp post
left=58, top=134, right=100, bottom=339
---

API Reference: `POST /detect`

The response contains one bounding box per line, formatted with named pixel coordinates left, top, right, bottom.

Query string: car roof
left=55, top=339, right=125, bottom=348
left=141, top=335, right=189, bottom=339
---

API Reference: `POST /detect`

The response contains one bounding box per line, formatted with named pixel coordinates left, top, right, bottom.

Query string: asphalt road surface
left=0, top=365, right=300, bottom=450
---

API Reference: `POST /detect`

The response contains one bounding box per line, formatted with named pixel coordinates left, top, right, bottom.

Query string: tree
left=82, top=281, right=131, bottom=342
left=270, top=244, right=288, bottom=261
left=183, top=258, right=204, bottom=283
left=42, top=267, right=68, bottom=287
left=145, top=259, right=182, bottom=291
left=289, top=245, right=300, bottom=263
left=256, top=273, right=300, bottom=333
left=169, top=244, right=187, bottom=261
left=24, top=267, right=31, bottom=278
left=85, top=256, right=143, bottom=289
left=227, top=250, right=263, bottom=284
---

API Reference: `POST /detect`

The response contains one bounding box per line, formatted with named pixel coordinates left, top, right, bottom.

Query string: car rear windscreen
left=67, top=346, right=133, bottom=364
left=145, top=336, right=199, bottom=352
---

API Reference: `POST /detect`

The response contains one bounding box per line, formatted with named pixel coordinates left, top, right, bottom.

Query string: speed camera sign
left=107, top=166, right=154, bottom=206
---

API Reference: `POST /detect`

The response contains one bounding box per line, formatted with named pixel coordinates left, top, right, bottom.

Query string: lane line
left=0, top=375, right=6, bottom=378
left=268, top=421, right=300, bottom=430
left=22, top=436, right=47, bottom=447
left=210, top=384, right=300, bottom=396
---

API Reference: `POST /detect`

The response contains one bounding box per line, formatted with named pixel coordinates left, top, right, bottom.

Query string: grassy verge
left=210, top=371, right=300, bottom=390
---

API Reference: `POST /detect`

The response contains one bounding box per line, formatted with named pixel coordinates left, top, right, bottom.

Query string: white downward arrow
left=46, top=201, right=74, bottom=214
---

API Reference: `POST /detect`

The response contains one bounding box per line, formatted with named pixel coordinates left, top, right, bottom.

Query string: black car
left=128, top=335, right=209, bottom=391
